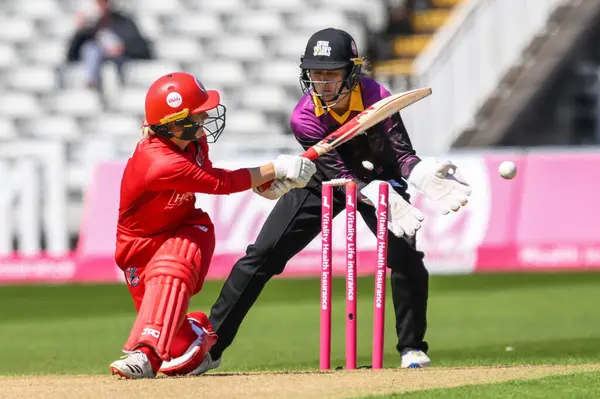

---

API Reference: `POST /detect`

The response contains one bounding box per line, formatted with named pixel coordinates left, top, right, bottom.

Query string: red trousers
left=117, top=224, right=215, bottom=359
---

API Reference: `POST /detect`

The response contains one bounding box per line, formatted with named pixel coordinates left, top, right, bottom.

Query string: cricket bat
left=257, top=87, right=432, bottom=193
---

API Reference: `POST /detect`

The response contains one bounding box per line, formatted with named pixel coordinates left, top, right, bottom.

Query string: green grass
left=1, top=271, right=600, bottom=375
left=360, top=371, right=600, bottom=398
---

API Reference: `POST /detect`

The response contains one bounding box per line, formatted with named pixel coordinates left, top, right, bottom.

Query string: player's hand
left=272, top=155, right=316, bottom=188
left=408, top=158, right=472, bottom=215
left=252, top=179, right=294, bottom=200
left=360, top=180, right=424, bottom=238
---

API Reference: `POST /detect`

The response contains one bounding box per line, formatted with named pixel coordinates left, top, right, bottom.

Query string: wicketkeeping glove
left=407, top=158, right=472, bottom=215
left=361, top=180, right=424, bottom=238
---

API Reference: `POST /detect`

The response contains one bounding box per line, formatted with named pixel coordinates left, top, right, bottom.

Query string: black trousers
left=208, top=185, right=429, bottom=360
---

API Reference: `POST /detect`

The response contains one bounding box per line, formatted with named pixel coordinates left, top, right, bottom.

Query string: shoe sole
left=188, top=359, right=221, bottom=376
left=402, top=361, right=431, bottom=369
left=110, top=366, right=134, bottom=379
left=109, top=365, right=155, bottom=379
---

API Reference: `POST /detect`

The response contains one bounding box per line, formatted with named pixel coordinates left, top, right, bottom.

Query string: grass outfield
left=1, top=271, right=600, bottom=376
left=362, top=371, right=600, bottom=398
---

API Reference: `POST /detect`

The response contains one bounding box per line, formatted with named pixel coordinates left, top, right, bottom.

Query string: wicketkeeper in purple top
left=199, top=28, right=472, bottom=373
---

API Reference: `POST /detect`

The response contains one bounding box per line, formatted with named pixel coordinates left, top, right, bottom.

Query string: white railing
left=0, top=141, right=69, bottom=256
left=401, top=0, right=570, bottom=156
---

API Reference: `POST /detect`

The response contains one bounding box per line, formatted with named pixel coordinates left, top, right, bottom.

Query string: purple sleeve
left=377, top=84, right=422, bottom=179
left=290, top=110, right=371, bottom=199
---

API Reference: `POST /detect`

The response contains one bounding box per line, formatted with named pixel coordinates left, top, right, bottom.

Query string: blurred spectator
left=366, top=0, right=434, bottom=62
left=386, top=0, right=414, bottom=36
left=65, top=0, right=152, bottom=92
left=366, top=0, right=415, bottom=62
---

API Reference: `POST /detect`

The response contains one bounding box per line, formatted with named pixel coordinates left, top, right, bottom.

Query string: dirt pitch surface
left=2, top=364, right=600, bottom=399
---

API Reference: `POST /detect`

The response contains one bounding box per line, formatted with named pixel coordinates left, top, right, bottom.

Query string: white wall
left=401, top=0, right=570, bottom=156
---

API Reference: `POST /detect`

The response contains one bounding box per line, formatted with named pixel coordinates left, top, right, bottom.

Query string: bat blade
left=258, top=87, right=432, bottom=192
left=302, top=87, right=431, bottom=159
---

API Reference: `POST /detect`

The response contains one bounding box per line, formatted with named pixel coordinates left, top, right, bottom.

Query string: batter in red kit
left=109, top=72, right=316, bottom=379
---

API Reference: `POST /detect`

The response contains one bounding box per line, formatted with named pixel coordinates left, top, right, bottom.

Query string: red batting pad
left=160, top=311, right=218, bottom=376
left=124, top=237, right=201, bottom=360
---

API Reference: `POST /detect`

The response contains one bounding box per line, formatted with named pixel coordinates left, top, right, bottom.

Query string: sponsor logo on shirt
left=166, top=191, right=195, bottom=208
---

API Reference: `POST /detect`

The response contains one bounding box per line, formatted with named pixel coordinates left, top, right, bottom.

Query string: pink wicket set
left=320, top=179, right=389, bottom=370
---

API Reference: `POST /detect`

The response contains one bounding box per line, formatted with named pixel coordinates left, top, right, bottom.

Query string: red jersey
left=115, top=135, right=251, bottom=270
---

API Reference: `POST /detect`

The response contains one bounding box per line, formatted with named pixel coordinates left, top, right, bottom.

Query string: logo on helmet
left=166, top=92, right=183, bottom=108
left=313, top=41, right=331, bottom=57
left=351, top=40, right=358, bottom=56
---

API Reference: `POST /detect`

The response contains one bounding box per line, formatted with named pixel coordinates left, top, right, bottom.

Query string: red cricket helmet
left=144, top=72, right=226, bottom=142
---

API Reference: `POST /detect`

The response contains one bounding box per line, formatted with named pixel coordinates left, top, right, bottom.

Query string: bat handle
left=256, top=180, right=274, bottom=193
left=255, top=150, right=317, bottom=194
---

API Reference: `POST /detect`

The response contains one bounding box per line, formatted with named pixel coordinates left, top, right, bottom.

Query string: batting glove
left=407, top=158, right=472, bottom=215
left=272, top=155, right=317, bottom=188
left=360, top=180, right=424, bottom=238
left=252, top=179, right=294, bottom=200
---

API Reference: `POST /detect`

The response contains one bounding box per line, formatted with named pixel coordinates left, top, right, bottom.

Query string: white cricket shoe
left=109, top=350, right=157, bottom=379
left=188, top=352, right=222, bottom=375
left=401, top=348, right=431, bottom=368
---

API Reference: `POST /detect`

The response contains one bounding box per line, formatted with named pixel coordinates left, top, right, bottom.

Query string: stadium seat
left=252, top=0, right=306, bottom=12
left=110, top=88, right=147, bottom=114
left=23, top=115, right=80, bottom=140
left=135, top=15, right=162, bottom=41
left=154, top=37, right=205, bottom=63
left=254, top=60, right=300, bottom=87
left=194, top=61, right=246, bottom=88
left=188, top=0, right=245, bottom=14
left=228, top=12, right=286, bottom=36
left=210, top=86, right=238, bottom=111
left=290, top=12, right=349, bottom=32
left=0, top=19, right=36, bottom=43
left=0, top=43, right=19, bottom=68
left=0, top=118, right=17, bottom=139
left=46, top=89, right=103, bottom=117
left=225, top=110, right=271, bottom=136
left=169, top=13, right=223, bottom=38
left=9, top=0, right=64, bottom=19
left=212, top=36, right=266, bottom=62
left=0, top=92, right=42, bottom=117
left=239, top=85, right=293, bottom=113
left=85, top=114, right=141, bottom=137
left=316, top=0, right=364, bottom=12
left=135, top=0, right=184, bottom=16
left=124, top=60, right=183, bottom=87
left=315, top=0, right=387, bottom=32
left=269, top=34, right=309, bottom=60
left=6, top=66, right=58, bottom=94
left=21, top=40, right=67, bottom=66
left=38, top=18, right=74, bottom=40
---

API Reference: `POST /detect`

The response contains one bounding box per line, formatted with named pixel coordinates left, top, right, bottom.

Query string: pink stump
left=320, top=183, right=334, bottom=370
left=345, top=181, right=357, bottom=369
left=372, top=182, right=389, bottom=369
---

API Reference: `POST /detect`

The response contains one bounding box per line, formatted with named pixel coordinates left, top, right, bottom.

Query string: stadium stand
left=0, top=0, right=525, bottom=245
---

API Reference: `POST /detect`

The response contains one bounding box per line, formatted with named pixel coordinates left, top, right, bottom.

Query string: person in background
left=65, top=0, right=152, bottom=92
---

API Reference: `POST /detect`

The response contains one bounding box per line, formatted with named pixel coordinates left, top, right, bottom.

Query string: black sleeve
left=66, top=27, right=95, bottom=62
left=113, top=14, right=153, bottom=59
